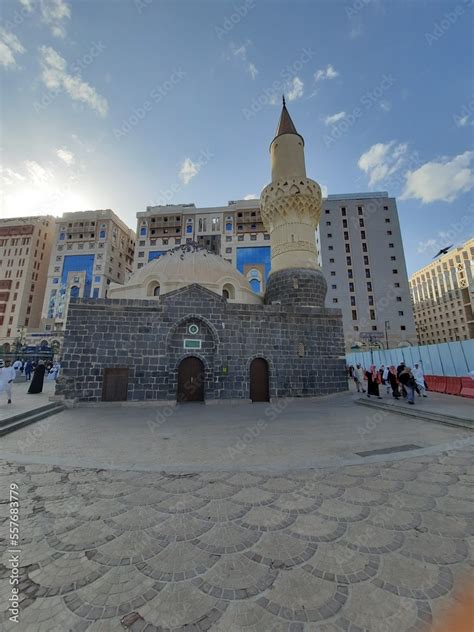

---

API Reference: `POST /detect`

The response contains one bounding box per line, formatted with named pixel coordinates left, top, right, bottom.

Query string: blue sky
left=1, top=0, right=473, bottom=273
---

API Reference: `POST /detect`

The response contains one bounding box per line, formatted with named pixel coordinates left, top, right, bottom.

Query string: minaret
left=261, top=97, right=327, bottom=307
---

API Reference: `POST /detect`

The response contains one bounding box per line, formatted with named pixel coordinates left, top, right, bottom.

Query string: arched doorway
left=177, top=356, right=205, bottom=403
left=250, top=358, right=269, bottom=402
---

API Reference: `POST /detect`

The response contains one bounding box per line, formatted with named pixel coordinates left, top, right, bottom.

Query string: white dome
left=108, top=243, right=262, bottom=304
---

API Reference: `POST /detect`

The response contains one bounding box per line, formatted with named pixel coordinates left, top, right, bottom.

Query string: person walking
left=28, top=361, right=46, bottom=394
left=397, top=361, right=407, bottom=397
left=0, top=360, right=16, bottom=404
left=365, top=365, right=382, bottom=399
left=398, top=366, right=416, bottom=404
left=412, top=363, right=427, bottom=397
left=24, top=360, right=33, bottom=381
left=387, top=366, right=400, bottom=399
left=382, top=365, right=391, bottom=395
left=353, top=364, right=366, bottom=393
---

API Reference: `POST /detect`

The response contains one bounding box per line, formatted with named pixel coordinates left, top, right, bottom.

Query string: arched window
left=249, top=278, right=261, bottom=293
left=147, top=281, right=160, bottom=297
left=222, top=283, right=235, bottom=299
left=70, top=286, right=80, bottom=298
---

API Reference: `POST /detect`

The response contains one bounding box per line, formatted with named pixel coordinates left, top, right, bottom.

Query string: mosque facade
left=56, top=102, right=347, bottom=403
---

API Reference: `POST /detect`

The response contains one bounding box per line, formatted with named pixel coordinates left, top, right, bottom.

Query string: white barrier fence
left=346, top=339, right=474, bottom=377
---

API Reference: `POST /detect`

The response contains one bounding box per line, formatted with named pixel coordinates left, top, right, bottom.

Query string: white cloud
left=358, top=141, right=408, bottom=187
left=179, top=158, right=199, bottom=184
left=19, top=0, right=33, bottom=10
left=320, top=184, right=328, bottom=197
left=247, top=62, right=258, bottom=80
left=39, top=46, right=108, bottom=116
left=350, top=24, right=363, bottom=39
left=230, top=41, right=258, bottom=80
left=456, top=115, right=469, bottom=127
left=324, top=111, right=346, bottom=125
left=401, top=151, right=474, bottom=203
left=41, top=0, right=71, bottom=38
left=287, top=76, right=304, bottom=101
left=0, top=28, right=25, bottom=68
left=243, top=194, right=257, bottom=200
left=417, top=238, right=437, bottom=254
left=380, top=100, right=392, bottom=112
left=56, top=147, right=75, bottom=165
left=0, top=166, right=26, bottom=186
left=315, top=64, right=339, bottom=82
left=24, top=160, right=54, bottom=185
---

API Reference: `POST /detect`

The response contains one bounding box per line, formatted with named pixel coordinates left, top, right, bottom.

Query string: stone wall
left=56, top=284, right=347, bottom=402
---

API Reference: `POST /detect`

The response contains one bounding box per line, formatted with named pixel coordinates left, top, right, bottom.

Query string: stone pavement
left=1, top=390, right=473, bottom=471
left=1, top=448, right=473, bottom=631
left=0, top=381, right=55, bottom=423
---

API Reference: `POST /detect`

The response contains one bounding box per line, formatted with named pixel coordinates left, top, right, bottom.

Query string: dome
left=108, top=242, right=262, bottom=304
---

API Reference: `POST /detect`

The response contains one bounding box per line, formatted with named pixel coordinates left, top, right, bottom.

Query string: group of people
left=0, top=358, right=61, bottom=405
left=349, top=361, right=427, bottom=405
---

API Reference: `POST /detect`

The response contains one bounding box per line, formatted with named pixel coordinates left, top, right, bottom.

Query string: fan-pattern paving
left=0, top=450, right=473, bottom=631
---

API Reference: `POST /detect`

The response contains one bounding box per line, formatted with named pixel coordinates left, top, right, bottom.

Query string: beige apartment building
left=0, top=216, right=55, bottom=350
left=409, top=237, right=474, bottom=344
left=134, top=192, right=416, bottom=350
left=41, top=209, right=136, bottom=333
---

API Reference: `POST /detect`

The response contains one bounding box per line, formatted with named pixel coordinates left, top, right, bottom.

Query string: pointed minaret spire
left=274, top=96, right=300, bottom=140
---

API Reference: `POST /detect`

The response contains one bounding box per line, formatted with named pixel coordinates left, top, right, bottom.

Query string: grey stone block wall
left=56, top=284, right=347, bottom=402
left=264, top=268, right=328, bottom=308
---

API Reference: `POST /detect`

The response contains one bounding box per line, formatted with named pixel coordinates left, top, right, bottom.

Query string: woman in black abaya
left=28, top=361, right=46, bottom=394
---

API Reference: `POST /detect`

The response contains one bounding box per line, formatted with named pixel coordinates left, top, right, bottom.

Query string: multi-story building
left=0, top=216, right=55, bottom=351
left=409, top=237, right=474, bottom=344
left=317, top=192, right=417, bottom=350
left=134, top=192, right=416, bottom=350
left=41, top=209, right=136, bottom=332
left=135, top=199, right=271, bottom=293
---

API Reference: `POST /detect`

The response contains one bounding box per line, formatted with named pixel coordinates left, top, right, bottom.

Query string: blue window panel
left=99, top=230, right=106, bottom=239
left=226, top=222, right=232, bottom=231
left=62, top=254, right=95, bottom=299
left=70, top=286, right=80, bottom=299
left=59, top=233, right=65, bottom=240
left=94, top=276, right=101, bottom=283
left=53, top=278, right=59, bottom=284
left=92, top=288, right=100, bottom=299
left=148, top=251, right=166, bottom=262
left=249, top=278, right=261, bottom=293
left=186, top=225, right=193, bottom=234
left=236, top=246, right=271, bottom=281
left=140, top=227, right=147, bottom=236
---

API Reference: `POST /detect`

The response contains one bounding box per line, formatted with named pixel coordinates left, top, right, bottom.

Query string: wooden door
left=177, top=357, right=204, bottom=402
left=102, top=368, right=129, bottom=401
left=250, top=358, right=269, bottom=402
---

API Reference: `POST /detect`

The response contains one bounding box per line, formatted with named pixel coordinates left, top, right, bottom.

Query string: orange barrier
left=432, top=376, right=447, bottom=393
left=460, top=377, right=474, bottom=399
left=445, top=377, right=462, bottom=396
left=425, top=375, right=436, bottom=391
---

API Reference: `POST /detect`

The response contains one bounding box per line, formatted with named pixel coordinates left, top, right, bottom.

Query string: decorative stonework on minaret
left=261, top=97, right=327, bottom=307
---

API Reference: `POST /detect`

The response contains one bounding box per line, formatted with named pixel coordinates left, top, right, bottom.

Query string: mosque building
left=56, top=101, right=347, bottom=403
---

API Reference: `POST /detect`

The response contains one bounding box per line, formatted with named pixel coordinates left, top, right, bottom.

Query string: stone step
left=355, top=398, right=474, bottom=430
left=0, top=402, right=65, bottom=436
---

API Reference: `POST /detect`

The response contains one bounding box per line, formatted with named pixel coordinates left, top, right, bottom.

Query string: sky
left=0, top=0, right=473, bottom=274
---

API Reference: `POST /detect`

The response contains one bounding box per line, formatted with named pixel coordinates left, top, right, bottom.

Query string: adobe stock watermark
left=134, top=0, right=154, bottom=15
left=323, top=74, right=396, bottom=149
left=345, top=0, right=373, bottom=20
left=214, top=0, right=256, bottom=39
left=33, top=41, right=107, bottom=114
left=113, top=69, right=187, bottom=140
left=424, top=0, right=473, bottom=45
left=242, top=48, right=315, bottom=121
